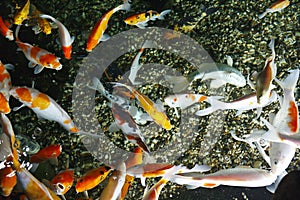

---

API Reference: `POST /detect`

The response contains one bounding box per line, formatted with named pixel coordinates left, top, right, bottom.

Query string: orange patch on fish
left=64, top=119, right=71, bottom=124
left=198, top=95, right=207, bottom=102
left=70, top=126, right=79, bottom=133
left=31, top=93, right=50, bottom=110
left=30, top=144, right=62, bottom=163
left=288, top=101, right=299, bottom=133
left=0, top=166, right=17, bottom=196
left=30, top=46, right=41, bottom=59
left=187, top=94, right=196, bottom=101
left=142, top=164, right=173, bottom=177
left=15, top=87, right=32, bottom=102
left=0, top=73, right=9, bottom=82
left=0, top=93, right=10, bottom=114
left=203, top=182, right=217, bottom=188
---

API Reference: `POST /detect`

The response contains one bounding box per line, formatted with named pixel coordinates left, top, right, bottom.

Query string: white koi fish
left=171, top=166, right=277, bottom=189
left=124, top=10, right=171, bottom=29
left=165, top=57, right=246, bottom=93
left=9, top=86, right=79, bottom=133
left=195, top=91, right=277, bottom=117
left=259, top=0, right=290, bottom=19
left=98, top=162, right=126, bottom=200
left=39, top=14, right=74, bottom=60
left=164, top=93, right=222, bottom=117
left=15, top=25, right=62, bottom=74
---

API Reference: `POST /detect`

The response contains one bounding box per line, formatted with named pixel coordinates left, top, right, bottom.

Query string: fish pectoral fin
left=108, top=122, right=120, bottom=132
left=28, top=61, right=37, bottom=68
left=209, top=79, right=225, bottom=88
left=136, top=23, right=147, bottom=29
left=71, top=36, right=75, bottom=44
left=13, top=104, right=26, bottom=111
left=186, top=184, right=200, bottom=190
left=49, top=157, right=59, bottom=166
left=4, top=64, right=15, bottom=70
left=34, top=65, right=44, bottom=74
left=154, top=99, right=165, bottom=112
left=100, top=34, right=110, bottom=42
left=140, top=177, right=146, bottom=187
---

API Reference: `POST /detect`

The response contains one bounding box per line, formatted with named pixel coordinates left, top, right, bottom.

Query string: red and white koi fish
left=50, top=169, right=74, bottom=196
left=252, top=39, right=277, bottom=106
left=172, top=166, right=277, bottom=189
left=75, top=166, right=112, bottom=193
left=15, top=25, right=62, bottom=74
left=111, top=103, right=150, bottom=153
left=86, top=0, right=131, bottom=52
left=97, top=163, right=126, bottom=200
left=30, top=144, right=62, bottom=164
left=39, top=14, right=74, bottom=60
left=0, top=61, right=13, bottom=114
left=195, top=91, right=277, bottom=117
left=120, top=147, right=143, bottom=200
left=127, top=163, right=210, bottom=186
left=164, top=93, right=221, bottom=117
left=259, top=0, right=290, bottom=19
left=124, top=10, right=171, bottom=29
left=0, top=16, right=14, bottom=41
left=112, top=82, right=172, bottom=130
left=9, top=86, right=79, bottom=133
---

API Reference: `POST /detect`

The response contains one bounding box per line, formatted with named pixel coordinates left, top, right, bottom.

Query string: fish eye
left=274, top=160, right=278, bottom=165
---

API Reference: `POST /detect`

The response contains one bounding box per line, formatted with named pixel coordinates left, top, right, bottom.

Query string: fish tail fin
left=158, top=10, right=171, bottom=20
left=164, top=75, right=190, bottom=93
left=39, top=14, right=55, bottom=22
left=258, top=11, right=268, bottom=19
left=268, top=38, right=275, bottom=59
left=15, top=25, right=21, bottom=41
left=195, top=97, right=225, bottom=116
left=275, top=69, right=299, bottom=92
left=119, top=0, right=131, bottom=11
left=92, top=77, right=106, bottom=94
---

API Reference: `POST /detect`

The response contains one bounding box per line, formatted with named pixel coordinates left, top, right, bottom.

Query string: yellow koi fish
left=14, top=0, right=30, bottom=25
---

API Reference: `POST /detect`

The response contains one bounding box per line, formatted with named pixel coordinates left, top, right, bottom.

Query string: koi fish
left=172, top=166, right=277, bottom=189
left=9, top=86, right=79, bottom=133
left=50, top=169, right=74, bottom=195
left=39, top=14, right=74, bottom=59
left=259, top=0, right=290, bottom=19
left=127, top=163, right=210, bottom=186
left=0, top=61, right=14, bottom=114
left=164, top=93, right=221, bottom=117
left=142, top=178, right=168, bottom=200
left=112, top=82, right=172, bottom=130
left=30, top=4, right=53, bottom=35
left=195, top=91, right=277, bottom=117
left=165, top=61, right=246, bottom=93
left=14, top=0, right=30, bottom=25
left=0, top=159, right=17, bottom=197
left=15, top=25, right=62, bottom=74
left=124, top=10, right=171, bottom=29
left=111, top=103, right=150, bottom=153
left=98, top=163, right=126, bottom=200
left=252, top=39, right=277, bottom=105
left=86, top=0, right=131, bottom=52
left=75, top=165, right=112, bottom=193
left=119, top=147, right=143, bottom=200
left=30, top=144, right=62, bottom=164
left=0, top=16, right=14, bottom=41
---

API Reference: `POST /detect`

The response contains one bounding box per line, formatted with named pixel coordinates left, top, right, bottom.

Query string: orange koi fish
left=14, top=0, right=30, bottom=25
left=98, top=163, right=126, bottom=200
left=112, top=83, right=172, bottom=130
left=9, top=86, right=79, bottom=133
left=0, top=158, right=17, bottom=197
left=86, top=0, right=131, bottom=52
left=124, top=10, right=171, bottom=29
left=111, top=103, right=150, bottom=153
left=127, top=163, right=210, bottom=186
left=259, top=0, right=290, bottom=19
left=15, top=25, right=62, bottom=74
left=0, top=16, right=14, bottom=41
left=40, top=14, right=74, bottom=59
left=0, top=61, right=14, bottom=114
left=50, top=169, right=74, bottom=195
left=30, top=4, right=52, bottom=35
left=172, top=166, right=277, bottom=189
left=142, top=177, right=168, bottom=200
left=75, top=166, right=112, bottom=193
left=30, top=144, right=62, bottom=164
left=120, top=147, right=143, bottom=200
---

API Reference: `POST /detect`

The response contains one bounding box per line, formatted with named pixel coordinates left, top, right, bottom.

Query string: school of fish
left=0, top=0, right=298, bottom=199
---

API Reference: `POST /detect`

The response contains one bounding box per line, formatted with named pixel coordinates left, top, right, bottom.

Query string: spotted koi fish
left=0, top=16, right=14, bottom=41
left=9, top=86, right=79, bottom=133
left=15, top=25, right=62, bottom=74
left=75, top=166, right=112, bottom=193
left=86, top=0, right=131, bottom=52
left=40, top=14, right=74, bottom=59
left=124, top=10, right=171, bottom=29
left=259, top=0, right=290, bottom=19
left=50, top=169, right=74, bottom=196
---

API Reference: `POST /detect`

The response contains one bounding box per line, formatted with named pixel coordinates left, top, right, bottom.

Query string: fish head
left=124, top=16, right=136, bottom=25
left=40, top=54, right=62, bottom=70
left=270, top=143, right=295, bottom=175
left=51, top=169, right=74, bottom=195
left=164, top=95, right=178, bottom=108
